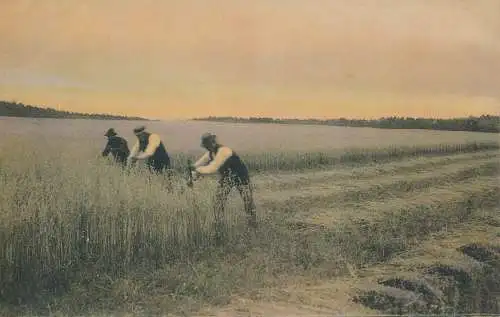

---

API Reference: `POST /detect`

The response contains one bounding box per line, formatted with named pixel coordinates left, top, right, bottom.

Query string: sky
left=0, top=0, right=499, bottom=120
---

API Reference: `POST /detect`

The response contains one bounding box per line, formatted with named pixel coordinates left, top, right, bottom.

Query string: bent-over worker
left=127, top=126, right=171, bottom=174
left=102, top=128, right=130, bottom=167
left=191, top=132, right=257, bottom=231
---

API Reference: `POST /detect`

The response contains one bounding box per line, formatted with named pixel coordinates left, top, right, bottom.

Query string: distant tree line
left=0, top=100, right=152, bottom=121
left=193, top=115, right=500, bottom=133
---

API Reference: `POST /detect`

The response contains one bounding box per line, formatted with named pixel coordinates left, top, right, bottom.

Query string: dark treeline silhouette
left=193, top=115, right=500, bottom=133
left=0, top=100, right=152, bottom=121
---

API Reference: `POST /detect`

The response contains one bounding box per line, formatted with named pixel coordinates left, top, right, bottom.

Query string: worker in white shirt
left=191, top=132, right=257, bottom=231
left=127, top=126, right=171, bottom=174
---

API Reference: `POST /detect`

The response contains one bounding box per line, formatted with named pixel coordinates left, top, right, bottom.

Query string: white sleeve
left=194, top=152, right=211, bottom=167
left=128, top=141, right=139, bottom=158
left=136, top=134, right=161, bottom=159
left=196, top=147, right=233, bottom=174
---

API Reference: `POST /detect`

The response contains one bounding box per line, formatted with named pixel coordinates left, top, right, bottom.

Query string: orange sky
left=0, top=0, right=499, bottom=119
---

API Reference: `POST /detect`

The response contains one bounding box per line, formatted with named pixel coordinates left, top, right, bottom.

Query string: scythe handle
left=186, top=159, right=194, bottom=188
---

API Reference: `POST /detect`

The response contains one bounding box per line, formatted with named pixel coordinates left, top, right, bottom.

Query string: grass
left=0, top=135, right=498, bottom=316
left=170, top=141, right=499, bottom=172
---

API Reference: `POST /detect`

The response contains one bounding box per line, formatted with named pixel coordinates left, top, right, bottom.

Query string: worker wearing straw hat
left=191, top=132, right=257, bottom=232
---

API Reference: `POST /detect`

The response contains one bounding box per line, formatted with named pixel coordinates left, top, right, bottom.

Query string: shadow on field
left=353, top=242, right=500, bottom=314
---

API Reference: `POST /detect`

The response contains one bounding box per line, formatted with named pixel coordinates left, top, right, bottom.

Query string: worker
left=101, top=128, right=130, bottom=167
left=191, top=132, right=257, bottom=238
left=127, top=126, right=171, bottom=174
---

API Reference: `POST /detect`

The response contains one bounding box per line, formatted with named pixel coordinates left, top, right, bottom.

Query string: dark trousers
left=146, top=158, right=171, bottom=174
left=213, top=176, right=257, bottom=237
left=111, top=152, right=129, bottom=168
left=146, top=158, right=174, bottom=191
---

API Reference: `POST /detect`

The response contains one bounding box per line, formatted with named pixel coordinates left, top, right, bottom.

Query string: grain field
left=0, top=118, right=498, bottom=316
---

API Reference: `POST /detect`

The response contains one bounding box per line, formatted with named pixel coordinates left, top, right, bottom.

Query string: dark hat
left=105, top=128, right=117, bottom=137
left=201, top=132, right=216, bottom=145
left=133, top=126, right=146, bottom=134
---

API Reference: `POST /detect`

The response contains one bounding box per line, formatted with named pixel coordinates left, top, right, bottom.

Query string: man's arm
left=120, top=138, right=129, bottom=154
left=102, top=140, right=111, bottom=157
left=135, top=134, right=161, bottom=160
left=196, top=147, right=233, bottom=174
left=193, top=152, right=210, bottom=168
left=128, top=141, right=139, bottom=160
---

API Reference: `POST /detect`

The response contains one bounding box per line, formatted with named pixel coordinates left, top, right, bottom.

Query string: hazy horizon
left=1, top=0, right=499, bottom=119
left=3, top=99, right=499, bottom=121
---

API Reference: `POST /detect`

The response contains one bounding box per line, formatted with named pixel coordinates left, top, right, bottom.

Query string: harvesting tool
left=186, top=159, right=194, bottom=188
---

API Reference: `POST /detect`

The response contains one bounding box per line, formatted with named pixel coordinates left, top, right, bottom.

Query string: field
left=0, top=117, right=499, bottom=316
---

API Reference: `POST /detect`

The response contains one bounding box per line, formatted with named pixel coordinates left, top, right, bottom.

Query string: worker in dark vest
left=127, top=126, right=171, bottom=174
left=191, top=132, right=257, bottom=233
left=102, top=128, right=130, bottom=167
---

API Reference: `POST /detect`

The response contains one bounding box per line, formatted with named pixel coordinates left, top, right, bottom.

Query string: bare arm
left=128, top=141, right=139, bottom=159
left=196, top=147, right=233, bottom=174
left=135, top=134, right=161, bottom=160
left=193, top=152, right=210, bottom=168
left=102, top=140, right=111, bottom=157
